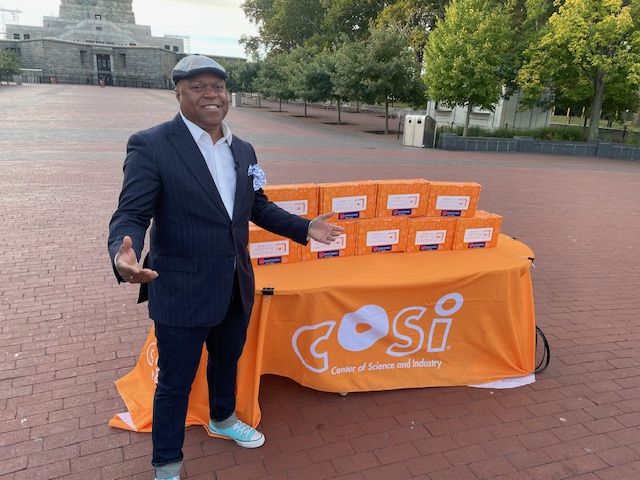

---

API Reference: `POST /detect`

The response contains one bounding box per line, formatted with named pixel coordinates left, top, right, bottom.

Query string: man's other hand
left=115, top=235, right=159, bottom=283
left=308, top=212, right=346, bottom=245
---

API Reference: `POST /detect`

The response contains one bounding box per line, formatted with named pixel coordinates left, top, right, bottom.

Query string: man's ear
left=175, top=85, right=181, bottom=101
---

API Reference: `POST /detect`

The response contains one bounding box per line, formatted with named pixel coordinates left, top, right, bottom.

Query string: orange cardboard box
left=405, top=217, right=457, bottom=252
left=452, top=210, right=502, bottom=250
left=319, top=181, right=377, bottom=220
left=426, top=181, right=481, bottom=217
left=263, top=183, right=319, bottom=219
left=356, top=217, right=408, bottom=255
left=375, top=179, right=430, bottom=217
left=249, top=226, right=301, bottom=266
left=301, top=221, right=357, bottom=261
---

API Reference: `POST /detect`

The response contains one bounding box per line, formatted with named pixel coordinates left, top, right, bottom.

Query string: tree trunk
left=384, top=100, right=389, bottom=134
left=337, top=99, right=341, bottom=125
left=258, top=94, right=261, bottom=108
left=304, top=99, right=307, bottom=117
left=588, top=69, right=605, bottom=142
left=633, top=111, right=640, bottom=127
left=463, top=102, right=472, bottom=137
left=279, top=99, right=282, bottom=112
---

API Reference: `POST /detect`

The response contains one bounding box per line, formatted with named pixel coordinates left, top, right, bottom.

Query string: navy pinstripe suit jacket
left=108, top=114, right=310, bottom=328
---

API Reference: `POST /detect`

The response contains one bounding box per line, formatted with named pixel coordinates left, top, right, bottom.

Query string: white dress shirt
left=180, top=112, right=236, bottom=220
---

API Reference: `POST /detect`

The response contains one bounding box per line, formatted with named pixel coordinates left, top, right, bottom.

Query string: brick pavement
left=1, top=83, right=640, bottom=480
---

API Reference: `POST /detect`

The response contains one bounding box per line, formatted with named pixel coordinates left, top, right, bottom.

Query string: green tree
left=253, top=53, right=296, bottom=110
left=321, top=0, right=387, bottom=41
left=335, top=25, right=425, bottom=133
left=241, top=0, right=325, bottom=52
left=518, top=0, right=640, bottom=141
left=376, top=0, right=449, bottom=64
left=423, top=0, right=512, bottom=136
left=224, top=60, right=261, bottom=93
left=286, top=45, right=333, bottom=116
left=501, top=0, right=557, bottom=94
left=333, top=37, right=372, bottom=112
left=0, top=50, right=20, bottom=83
left=364, top=24, right=426, bottom=133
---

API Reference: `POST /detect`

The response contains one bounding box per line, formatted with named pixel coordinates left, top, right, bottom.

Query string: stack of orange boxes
left=252, top=178, right=504, bottom=265
left=248, top=225, right=301, bottom=266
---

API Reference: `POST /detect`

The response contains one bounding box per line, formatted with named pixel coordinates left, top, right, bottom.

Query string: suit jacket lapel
left=230, top=137, right=248, bottom=222
left=167, top=114, right=230, bottom=220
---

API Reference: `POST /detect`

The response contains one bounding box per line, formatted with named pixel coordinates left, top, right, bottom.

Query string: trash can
left=231, top=92, right=241, bottom=107
left=412, top=115, right=426, bottom=147
left=411, top=115, right=437, bottom=148
left=402, top=115, right=415, bottom=146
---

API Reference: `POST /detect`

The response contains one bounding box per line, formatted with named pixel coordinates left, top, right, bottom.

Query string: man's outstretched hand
left=308, top=212, right=346, bottom=245
left=115, top=235, right=159, bottom=284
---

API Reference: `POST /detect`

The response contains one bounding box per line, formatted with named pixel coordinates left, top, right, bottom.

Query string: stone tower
left=59, top=0, right=136, bottom=24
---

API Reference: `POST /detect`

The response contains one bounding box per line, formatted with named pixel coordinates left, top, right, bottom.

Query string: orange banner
left=110, top=235, right=536, bottom=432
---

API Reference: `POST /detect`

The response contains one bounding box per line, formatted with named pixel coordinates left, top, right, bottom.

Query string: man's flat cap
left=172, top=55, right=228, bottom=83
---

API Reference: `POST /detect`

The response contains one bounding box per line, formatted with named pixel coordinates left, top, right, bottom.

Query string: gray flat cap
left=172, top=55, right=228, bottom=83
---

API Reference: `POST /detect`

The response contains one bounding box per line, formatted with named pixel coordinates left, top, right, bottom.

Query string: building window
left=119, top=53, right=126, bottom=67
left=95, top=14, right=101, bottom=20
left=86, top=40, right=95, bottom=43
left=164, top=45, right=170, bottom=50
left=96, top=26, right=102, bottom=30
left=23, top=34, right=31, bottom=40
left=129, top=43, right=137, bottom=46
left=80, top=50, right=87, bottom=65
left=13, top=33, right=20, bottom=39
left=173, top=46, right=179, bottom=52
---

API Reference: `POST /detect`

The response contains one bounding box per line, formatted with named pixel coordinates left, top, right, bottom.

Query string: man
left=108, top=55, right=343, bottom=480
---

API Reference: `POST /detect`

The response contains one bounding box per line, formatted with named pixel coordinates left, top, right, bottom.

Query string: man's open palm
left=115, top=235, right=159, bottom=283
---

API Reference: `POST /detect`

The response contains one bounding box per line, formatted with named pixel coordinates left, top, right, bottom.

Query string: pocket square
left=248, top=163, right=267, bottom=191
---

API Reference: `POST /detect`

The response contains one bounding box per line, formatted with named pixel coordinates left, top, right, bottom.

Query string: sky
left=2, top=0, right=258, bottom=58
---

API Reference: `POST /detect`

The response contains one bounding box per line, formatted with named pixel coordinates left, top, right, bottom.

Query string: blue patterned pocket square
left=248, top=163, right=267, bottom=191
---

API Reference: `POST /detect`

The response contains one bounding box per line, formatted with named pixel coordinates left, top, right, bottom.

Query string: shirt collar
left=180, top=111, right=233, bottom=145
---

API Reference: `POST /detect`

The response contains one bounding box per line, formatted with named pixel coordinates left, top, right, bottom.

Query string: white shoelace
left=231, top=421, right=254, bottom=438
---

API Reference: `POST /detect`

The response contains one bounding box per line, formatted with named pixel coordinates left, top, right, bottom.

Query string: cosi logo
left=292, top=293, right=463, bottom=373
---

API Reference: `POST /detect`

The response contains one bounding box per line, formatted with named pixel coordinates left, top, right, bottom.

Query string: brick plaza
left=1, top=83, right=640, bottom=480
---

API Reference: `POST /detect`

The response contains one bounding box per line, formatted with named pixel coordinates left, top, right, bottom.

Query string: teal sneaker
left=154, top=461, right=181, bottom=480
left=208, top=418, right=265, bottom=448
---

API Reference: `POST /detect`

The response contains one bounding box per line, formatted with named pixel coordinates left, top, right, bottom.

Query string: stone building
left=0, top=0, right=243, bottom=88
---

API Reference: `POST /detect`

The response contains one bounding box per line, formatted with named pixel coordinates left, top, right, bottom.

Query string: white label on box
left=274, top=199, right=308, bottom=216
left=464, top=227, right=493, bottom=243
left=332, top=195, right=367, bottom=213
left=250, top=240, right=289, bottom=259
left=414, top=229, right=446, bottom=245
left=386, top=193, right=420, bottom=210
left=435, top=195, right=470, bottom=210
left=366, top=229, right=400, bottom=247
left=310, top=234, right=346, bottom=252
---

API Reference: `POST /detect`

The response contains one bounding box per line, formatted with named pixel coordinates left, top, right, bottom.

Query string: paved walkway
left=1, top=83, right=640, bottom=480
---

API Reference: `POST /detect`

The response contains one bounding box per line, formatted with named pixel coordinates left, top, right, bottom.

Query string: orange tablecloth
left=110, top=234, right=536, bottom=432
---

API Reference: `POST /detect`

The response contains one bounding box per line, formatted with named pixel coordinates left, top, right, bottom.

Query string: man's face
left=176, top=73, right=229, bottom=136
